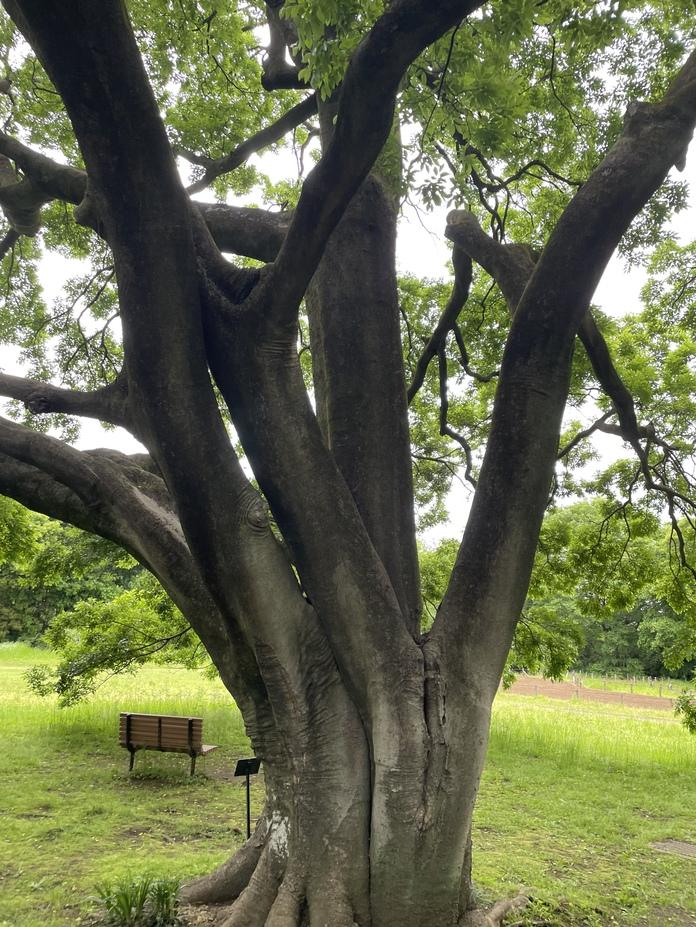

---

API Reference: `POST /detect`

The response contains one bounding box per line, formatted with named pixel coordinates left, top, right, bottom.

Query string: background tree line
left=3, top=492, right=694, bottom=703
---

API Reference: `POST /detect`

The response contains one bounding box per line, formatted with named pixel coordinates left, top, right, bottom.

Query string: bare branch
left=407, top=246, right=472, bottom=402
left=557, top=410, right=614, bottom=459
left=437, top=345, right=476, bottom=487
left=446, top=210, right=653, bottom=450
left=0, top=225, right=18, bottom=258
left=451, top=323, right=498, bottom=384
left=185, top=93, right=318, bottom=195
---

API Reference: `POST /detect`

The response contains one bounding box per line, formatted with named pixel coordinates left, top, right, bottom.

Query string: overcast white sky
left=2, top=144, right=695, bottom=543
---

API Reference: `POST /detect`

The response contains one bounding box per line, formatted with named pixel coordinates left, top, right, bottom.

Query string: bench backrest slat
left=119, top=712, right=203, bottom=751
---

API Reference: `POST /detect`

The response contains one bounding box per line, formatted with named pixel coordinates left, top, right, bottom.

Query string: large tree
left=0, top=1, right=695, bottom=925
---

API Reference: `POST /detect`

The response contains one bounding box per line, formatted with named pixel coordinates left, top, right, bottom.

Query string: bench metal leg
left=190, top=754, right=196, bottom=776
left=129, top=748, right=136, bottom=772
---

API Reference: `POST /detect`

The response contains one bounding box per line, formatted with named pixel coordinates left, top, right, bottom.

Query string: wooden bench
left=119, top=712, right=217, bottom=775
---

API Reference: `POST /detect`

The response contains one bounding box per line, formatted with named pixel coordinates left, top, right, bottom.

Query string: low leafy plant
left=675, top=689, right=696, bottom=734
left=95, top=875, right=180, bottom=927
left=148, top=878, right=181, bottom=927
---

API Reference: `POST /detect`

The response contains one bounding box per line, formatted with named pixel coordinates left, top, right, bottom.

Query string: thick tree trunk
left=182, top=675, right=488, bottom=927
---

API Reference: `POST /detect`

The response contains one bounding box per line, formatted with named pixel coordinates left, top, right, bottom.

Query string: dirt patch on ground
left=507, top=676, right=676, bottom=711
left=651, top=840, right=696, bottom=859
left=180, top=902, right=235, bottom=926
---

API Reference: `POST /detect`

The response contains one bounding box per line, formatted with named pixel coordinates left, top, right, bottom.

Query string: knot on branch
left=24, top=392, right=51, bottom=414
left=239, top=490, right=270, bottom=533
left=623, top=100, right=654, bottom=130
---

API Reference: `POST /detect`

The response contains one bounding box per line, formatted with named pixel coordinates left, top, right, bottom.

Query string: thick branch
left=197, top=202, right=290, bottom=260
left=264, top=0, right=486, bottom=322
left=435, top=48, right=696, bottom=683
left=445, top=210, right=535, bottom=308
left=0, top=371, right=131, bottom=429
left=0, top=153, right=50, bottom=234
left=0, top=430, right=277, bottom=743
left=0, top=449, right=95, bottom=530
left=261, top=2, right=305, bottom=91
left=0, top=129, right=290, bottom=260
left=305, top=175, right=422, bottom=635
left=0, top=129, right=87, bottom=203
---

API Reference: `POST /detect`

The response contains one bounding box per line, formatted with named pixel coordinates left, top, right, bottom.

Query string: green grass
left=1, top=644, right=256, bottom=927
left=481, top=697, right=696, bottom=925
left=2, top=643, right=695, bottom=927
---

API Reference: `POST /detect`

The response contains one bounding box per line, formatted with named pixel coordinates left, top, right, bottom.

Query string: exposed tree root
left=180, top=813, right=269, bottom=906
left=219, top=842, right=284, bottom=927
left=182, top=826, right=364, bottom=927
left=265, top=859, right=304, bottom=927
left=460, top=893, right=529, bottom=927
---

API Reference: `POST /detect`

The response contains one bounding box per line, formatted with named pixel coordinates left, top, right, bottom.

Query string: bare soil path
left=507, top=676, right=676, bottom=711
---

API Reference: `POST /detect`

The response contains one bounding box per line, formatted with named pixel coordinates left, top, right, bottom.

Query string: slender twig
left=437, top=345, right=477, bottom=487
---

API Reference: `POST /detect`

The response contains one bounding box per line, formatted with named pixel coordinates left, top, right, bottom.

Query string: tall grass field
left=2, top=642, right=695, bottom=926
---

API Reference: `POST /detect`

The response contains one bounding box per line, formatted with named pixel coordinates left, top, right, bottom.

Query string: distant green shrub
left=675, top=690, right=696, bottom=735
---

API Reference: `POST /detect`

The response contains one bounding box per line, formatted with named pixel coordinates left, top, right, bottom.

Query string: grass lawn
left=2, top=642, right=695, bottom=927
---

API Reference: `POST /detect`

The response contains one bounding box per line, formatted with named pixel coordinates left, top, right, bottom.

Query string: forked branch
left=407, top=246, right=473, bottom=402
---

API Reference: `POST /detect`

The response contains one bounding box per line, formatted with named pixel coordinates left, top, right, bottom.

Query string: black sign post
left=234, top=757, right=261, bottom=838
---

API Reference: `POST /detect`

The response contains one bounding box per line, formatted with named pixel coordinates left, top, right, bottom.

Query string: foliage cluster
left=421, top=498, right=696, bottom=686
left=0, top=503, right=207, bottom=704
left=675, top=689, right=696, bottom=733
left=0, top=501, right=139, bottom=643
